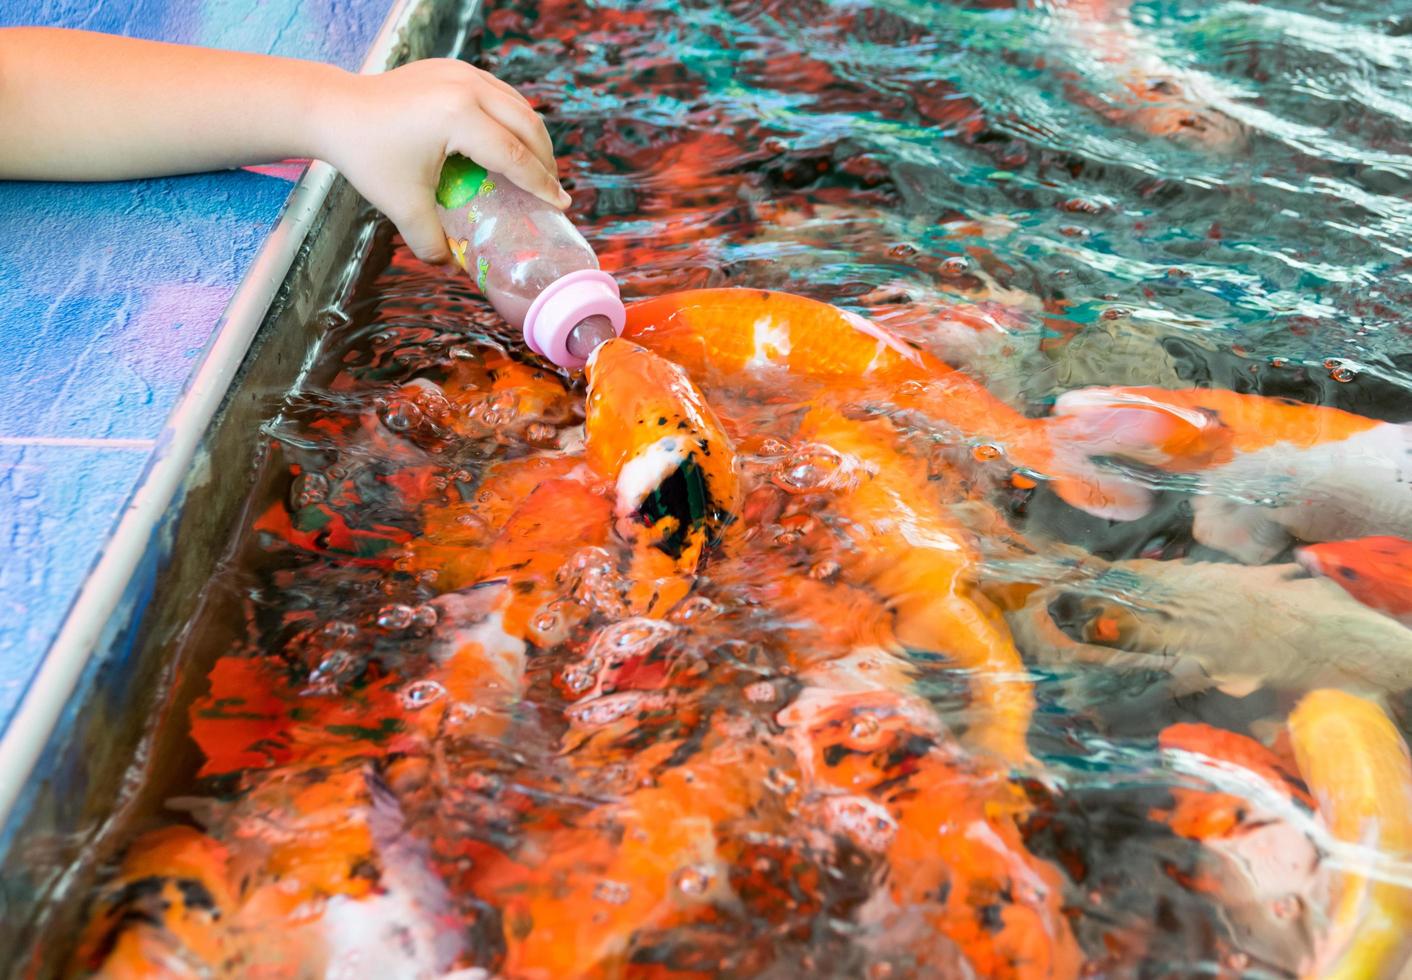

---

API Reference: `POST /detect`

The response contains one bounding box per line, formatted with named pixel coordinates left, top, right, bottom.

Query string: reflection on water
left=59, top=0, right=1412, bottom=977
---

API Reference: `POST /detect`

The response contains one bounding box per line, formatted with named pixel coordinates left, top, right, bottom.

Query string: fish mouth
left=1292, top=547, right=1321, bottom=578
left=616, top=436, right=716, bottom=560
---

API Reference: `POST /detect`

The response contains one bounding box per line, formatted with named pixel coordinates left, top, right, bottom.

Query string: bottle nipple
left=567, top=314, right=618, bottom=361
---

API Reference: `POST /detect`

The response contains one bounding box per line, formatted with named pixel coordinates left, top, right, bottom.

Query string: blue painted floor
left=0, top=0, right=394, bottom=732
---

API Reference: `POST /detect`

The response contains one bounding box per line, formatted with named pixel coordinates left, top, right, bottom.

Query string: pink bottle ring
left=523, top=270, right=627, bottom=369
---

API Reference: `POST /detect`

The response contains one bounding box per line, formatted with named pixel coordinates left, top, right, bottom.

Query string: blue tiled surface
left=0, top=0, right=395, bottom=735
left=0, top=174, right=294, bottom=440
left=0, top=445, right=151, bottom=723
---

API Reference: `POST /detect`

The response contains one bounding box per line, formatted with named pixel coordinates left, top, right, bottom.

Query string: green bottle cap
left=436, top=153, right=489, bottom=210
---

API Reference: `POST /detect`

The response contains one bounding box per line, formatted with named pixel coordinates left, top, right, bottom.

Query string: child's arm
left=0, top=28, right=567, bottom=262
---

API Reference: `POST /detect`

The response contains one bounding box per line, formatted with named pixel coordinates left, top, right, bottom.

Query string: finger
left=386, top=195, right=453, bottom=264
left=472, top=65, right=533, bottom=108
left=479, top=88, right=557, bottom=174
left=452, top=115, right=570, bottom=209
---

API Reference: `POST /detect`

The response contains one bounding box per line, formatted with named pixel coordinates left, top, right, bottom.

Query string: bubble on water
left=822, top=795, right=898, bottom=852
left=972, top=443, right=1002, bottom=462
left=589, top=617, right=677, bottom=661
left=320, top=620, right=358, bottom=644
left=669, top=596, right=722, bottom=624
left=525, top=422, right=557, bottom=444
left=939, top=256, right=971, bottom=277
left=1325, top=358, right=1358, bottom=382
left=1100, top=306, right=1132, bottom=321
left=562, top=662, right=600, bottom=694
left=808, top=559, right=841, bottom=581
left=560, top=547, right=632, bottom=617
left=673, top=865, right=716, bottom=897
left=764, top=768, right=797, bottom=795
left=308, top=650, right=356, bottom=693
left=377, top=604, right=415, bottom=631
left=850, top=714, right=881, bottom=740
left=1060, top=197, right=1105, bottom=214
left=1270, top=356, right=1290, bottom=369
left=1058, top=224, right=1090, bottom=239
left=1223, top=951, right=1250, bottom=971
left=889, top=243, right=918, bottom=258
left=400, top=680, right=446, bottom=710
left=771, top=443, right=860, bottom=495
left=560, top=546, right=614, bottom=583
left=470, top=390, right=520, bottom=429
left=411, top=604, right=439, bottom=629
left=594, top=880, right=632, bottom=905
left=569, top=694, right=634, bottom=727
left=757, top=437, right=792, bottom=457
left=379, top=397, right=424, bottom=434
left=289, top=471, right=329, bottom=510
left=744, top=681, right=777, bottom=703
left=442, top=701, right=482, bottom=731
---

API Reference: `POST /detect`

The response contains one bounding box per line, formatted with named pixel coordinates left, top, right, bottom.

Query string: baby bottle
left=436, top=154, right=625, bottom=369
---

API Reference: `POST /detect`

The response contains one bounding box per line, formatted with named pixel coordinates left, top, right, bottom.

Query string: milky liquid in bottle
left=436, top=154, right=624, bottom=368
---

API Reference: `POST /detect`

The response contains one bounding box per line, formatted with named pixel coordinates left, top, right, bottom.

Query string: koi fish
left=79, top=289, right=1074, bottom=978
left=1288, top=689, right=1412, bottom=980
left=71, top=767, right=466, bottom=979
left=791, top=404, right=1037, bottom=762
left=1151, top=723, right=1321, bottom=973
left=622, top=287, right=1155, bottom=518
left=1050, top=0, right=1248, bottom=151
left=583, top=338, right=741, bottom=613
left=1006, top=557, right=1412, bottom=698
left=1150, top=692, right=1412, bottom=978
left=1296, top=536, right=1412, bottom=629
left=619, top=289, right=1058, bottom=759
left=1052, top=385, right=1412, bottom=562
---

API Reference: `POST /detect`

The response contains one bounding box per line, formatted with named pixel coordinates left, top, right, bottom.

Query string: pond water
left=57, top=0, right=1412, bottom=977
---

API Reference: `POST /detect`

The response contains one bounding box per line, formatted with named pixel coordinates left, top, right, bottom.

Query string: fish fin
left=1212, top=674, right=1262, bottom=699
left=1193, top=496, right=1290, bottom=564
left=1052, top=470, right=1156, bottom=521
left=1053, top=387, right=1230, bottom=469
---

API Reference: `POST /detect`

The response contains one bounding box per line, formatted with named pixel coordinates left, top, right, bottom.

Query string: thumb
left=385, top=195, right=453, bottom=265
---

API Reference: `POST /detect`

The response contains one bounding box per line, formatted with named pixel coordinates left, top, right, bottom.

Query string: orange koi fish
left=1053, top=385, right=1412, bottom=562
left=793, top=405, right=1036, bottom=762
left=583, top=338, right=742, bottom=613
left=691, top=558, right=1079, bottom=977
left=72, top=767, right=466, bottom=978
left=622, top=287, right=1153, bottom=520
left=1297, top=536, right=1412, bottom=629
left=457, top=724, right=790, bottom=979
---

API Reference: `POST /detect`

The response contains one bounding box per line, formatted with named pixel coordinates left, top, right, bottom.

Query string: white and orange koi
left=1053, top=385, right=1412, bottom=562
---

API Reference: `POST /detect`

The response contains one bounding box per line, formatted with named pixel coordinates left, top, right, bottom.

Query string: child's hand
left=317, top=59, right=568, bottom=265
